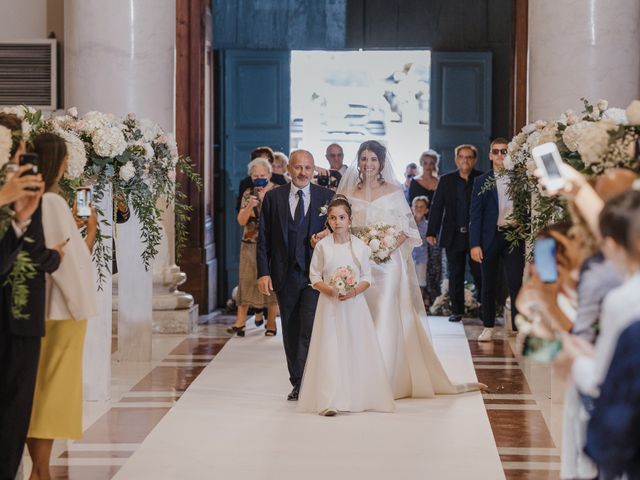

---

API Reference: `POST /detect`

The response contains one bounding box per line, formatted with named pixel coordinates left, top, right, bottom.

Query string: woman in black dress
left=408, top=150, right=446, bottom=307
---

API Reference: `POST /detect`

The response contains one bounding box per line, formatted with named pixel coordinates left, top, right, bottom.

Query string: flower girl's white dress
left=297, top=235, right=395, bottom=414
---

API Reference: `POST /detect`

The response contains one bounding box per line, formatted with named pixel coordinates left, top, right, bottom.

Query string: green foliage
left=5, top=246, right=37, bottom=320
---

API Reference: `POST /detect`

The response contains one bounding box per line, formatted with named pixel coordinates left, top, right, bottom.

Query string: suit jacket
left=257, top=183, right=334, bottom=292
left=0, top=227, right=22, bottom=281
left=585, top=319, right=640, bottom=479
left=1, top=203, right=61, bottom=337
left=469, top=170, right=499, bottom=251
left=426, top=169, right=483, bottom=250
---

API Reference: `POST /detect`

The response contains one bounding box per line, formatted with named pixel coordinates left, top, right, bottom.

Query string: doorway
left=291, top=50, right=431, bottom=178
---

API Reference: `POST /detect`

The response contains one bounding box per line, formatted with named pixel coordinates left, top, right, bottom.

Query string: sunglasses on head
left=491, top=148, right=508, bottom=155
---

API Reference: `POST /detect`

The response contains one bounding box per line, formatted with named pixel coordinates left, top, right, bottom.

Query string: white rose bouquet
left=356, top=222, right=399, bottom=264
left=328, top=266, right=357, bottom=296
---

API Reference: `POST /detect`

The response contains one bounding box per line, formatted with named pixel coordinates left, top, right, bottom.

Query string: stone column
left=64, top=0, right=178, bottom=365
left=528, top=0, right=640, bottom=122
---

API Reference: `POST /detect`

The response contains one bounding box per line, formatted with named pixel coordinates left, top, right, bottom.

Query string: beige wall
left=0, top=0, right=47, bottom=39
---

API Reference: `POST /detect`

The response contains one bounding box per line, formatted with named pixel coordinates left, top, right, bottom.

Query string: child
left=411, top=196, right=430, bottom=304
left=297, top=196, right=395, bottom=416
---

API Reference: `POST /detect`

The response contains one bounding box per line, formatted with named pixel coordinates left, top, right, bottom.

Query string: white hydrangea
left=80, top=111, right=116, bottom=132
left=521, top=123, right=537, bottom=135
left=559, top=109, right=578, bottom=126
left=576, top=119, right=617, bottom=166
left=538, top=122, right=558, bottom=145
left=626, top=100, right=640, bottom=125
left=503, top=155, right=514, bottom=170
left=138, top=118, right=162, bottom=142
left=526, top=131, right=541, bottom=150
left=562, top=121, right=590, bottom=152
left=119, top=161, right=136, bottom=182
left=143, top=142, right=154, bottom=160
left=92, top=126, right=127, bottom=157
left=602, top=108, right=628, bottom=125
left=58, top=130, right=87, bottom=179
left=0, top=125, right=12, bottom=168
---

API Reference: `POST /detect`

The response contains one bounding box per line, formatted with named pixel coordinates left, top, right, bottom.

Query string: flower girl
left=297, top=196, right=394, bottom=416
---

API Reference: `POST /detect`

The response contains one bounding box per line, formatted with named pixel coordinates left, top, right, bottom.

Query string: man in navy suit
left=469, top=138, right=525, bottom=341
left=427, top=144, right=483, bottom=323
left=257, top=150, right=334, bottom=401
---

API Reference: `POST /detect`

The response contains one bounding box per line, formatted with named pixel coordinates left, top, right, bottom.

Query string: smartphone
left=522, top=335, right=562, bottom=363
left=531, top=142, right=565, bottom=191
left=76, top=187, right=92, bottom=218
left=19, top=153, right=39, bottom=176
left=534, top=237, right=558, bottom=283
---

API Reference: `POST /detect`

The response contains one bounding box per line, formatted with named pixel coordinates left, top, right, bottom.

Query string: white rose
left=535, top=120, right=547, bottom=130
left=603, top=107, right=628, bottom=125
left=383, top=235, right=396, bottom=248
left=369, top=239, right=380, bottom=252
left=368, top=229, right=379, bottom=237
left=596, top=99, right=609, bottom=111
left=119, top=161, right=136, bottom=182
left=626, top=100, right=640, bottom=125
left=376, top=250, right=387, bottom=259
left=143, top=142, right=154, bottom=160
left=521, top=123, right=537, bottom=134
left=67, top=107, right=78, bottom=118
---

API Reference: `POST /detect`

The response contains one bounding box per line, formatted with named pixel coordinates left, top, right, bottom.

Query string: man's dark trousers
left=446, top=231, right=482, bottom=316
left=481, top=230, right=525, bottom=328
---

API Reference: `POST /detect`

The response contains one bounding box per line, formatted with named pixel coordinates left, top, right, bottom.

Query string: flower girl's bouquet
left=356, top=222, right=398, bottom=264
left=329, top=266, right=357, bottom=296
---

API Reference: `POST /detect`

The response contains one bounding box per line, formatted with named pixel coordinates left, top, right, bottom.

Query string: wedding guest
left=25, top=133, right=98, bottom=480
left=273, top=151, right=290, bottom=182
left=236, top=146, right=287, bottom=211
left=0, top=115, right=64, bottom=480
left=408, top=150, right=440, bottom=205
left=470, top=138, right=525, bottom=341
left=298, top=196, right=394, bottom=416
left=427, top=144, right=483, bottom=322
left=325, top=143, right=347, bottom=176
left=584, top=319, right=640, bottom=480
left=402, top=162, right=418, bottom=202
left=227, top=157, right=278, bottom=337
left=411, top=196, right=430, bottom=304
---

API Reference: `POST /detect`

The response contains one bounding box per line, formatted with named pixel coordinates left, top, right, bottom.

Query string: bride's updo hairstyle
left=357, top=140, right=386, bottom=188
left=327, top=194, right=352, bottom=219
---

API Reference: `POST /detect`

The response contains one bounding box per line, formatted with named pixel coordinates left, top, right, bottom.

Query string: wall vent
left=0, top=39, right=56, bottom=110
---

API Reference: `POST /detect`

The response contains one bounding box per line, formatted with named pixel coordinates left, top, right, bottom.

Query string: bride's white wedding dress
left=348, top=188, right=478, bottom=399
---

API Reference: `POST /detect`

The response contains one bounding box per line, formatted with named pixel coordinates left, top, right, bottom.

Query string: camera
left=314, top=170, right=342, bottom=190
left=316, top=174, right=330, bottom=187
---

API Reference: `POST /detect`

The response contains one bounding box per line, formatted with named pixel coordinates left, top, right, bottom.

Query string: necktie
left=294, top=189, right=304, bottom=225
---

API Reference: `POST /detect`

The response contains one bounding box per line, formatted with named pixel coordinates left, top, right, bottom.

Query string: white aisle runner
left=114, top=317, right=504, bottom=480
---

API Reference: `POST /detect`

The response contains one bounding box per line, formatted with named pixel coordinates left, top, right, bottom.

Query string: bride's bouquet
left=356, top=222, right=398, bottom=264
left=329, top=266, right=357, bottom=296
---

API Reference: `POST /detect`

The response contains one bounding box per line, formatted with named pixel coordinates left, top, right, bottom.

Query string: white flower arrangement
left=119, top=161, right=136, bottom=182
left=355, top=221, right=398, bottom=264
left=57, top=129, right=87, bottom=179
left=500, top=97, right=640, bottom=252
left=0, top=125, right=12, bottom=168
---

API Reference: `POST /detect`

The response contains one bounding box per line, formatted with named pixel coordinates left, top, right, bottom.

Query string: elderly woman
left=227, top=157, right=279, bottom=337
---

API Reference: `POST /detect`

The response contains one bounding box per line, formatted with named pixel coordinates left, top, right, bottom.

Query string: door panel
left=221, top=50, right=290, bottom=298
left=430, top=52, right=492, bottom=173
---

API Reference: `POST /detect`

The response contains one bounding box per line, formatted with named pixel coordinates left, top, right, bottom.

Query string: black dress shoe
left=448, top=314, right=462, bottom=322
left=287, top=386, right=300, bottom=401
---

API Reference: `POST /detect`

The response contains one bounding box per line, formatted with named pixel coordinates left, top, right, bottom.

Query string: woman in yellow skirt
left=26, top=133, right=98, bottom=480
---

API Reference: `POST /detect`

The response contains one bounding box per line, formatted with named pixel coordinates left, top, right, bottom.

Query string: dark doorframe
left=176, top=0, right=217, bottom=314
left=511, top=0, right=529, bottom=135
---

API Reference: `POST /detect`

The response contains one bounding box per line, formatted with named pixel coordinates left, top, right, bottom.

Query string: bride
left=337, top=140, right=484, bottom=399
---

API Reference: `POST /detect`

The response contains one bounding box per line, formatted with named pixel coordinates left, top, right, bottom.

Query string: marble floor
left=16, top=315, right=564, bottom=480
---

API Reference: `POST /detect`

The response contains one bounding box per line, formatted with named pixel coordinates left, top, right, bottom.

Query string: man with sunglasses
left=469, top=138, right=526, bottom=341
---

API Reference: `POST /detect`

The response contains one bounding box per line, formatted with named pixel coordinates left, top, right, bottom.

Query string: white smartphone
left=76, top=187, right=92, bottom=218
left=531, top=142, right=565, bottom=191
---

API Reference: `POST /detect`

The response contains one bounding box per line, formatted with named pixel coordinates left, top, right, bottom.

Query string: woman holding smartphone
left=25, top=133, right=98, bottom=480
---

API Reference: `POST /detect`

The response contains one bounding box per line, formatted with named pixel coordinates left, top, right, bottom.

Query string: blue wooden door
left=221, top=50, right=291, bottom=298
left=429, top=52, right=492, bottom=173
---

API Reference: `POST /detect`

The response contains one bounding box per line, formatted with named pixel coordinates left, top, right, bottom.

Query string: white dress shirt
left=289, top=183, right=311, bottom=219
left=495, top=174, right=514, bottom=227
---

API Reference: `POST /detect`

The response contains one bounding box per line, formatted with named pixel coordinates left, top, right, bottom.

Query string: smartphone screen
left=76, top=188, right=92, bottom=218
left=540, top=153, right=561, bottom=178
left=534, top=237, right=558, bottom=283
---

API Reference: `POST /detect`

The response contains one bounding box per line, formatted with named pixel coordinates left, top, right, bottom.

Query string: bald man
left=257, top=150, right=334, bottom=401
